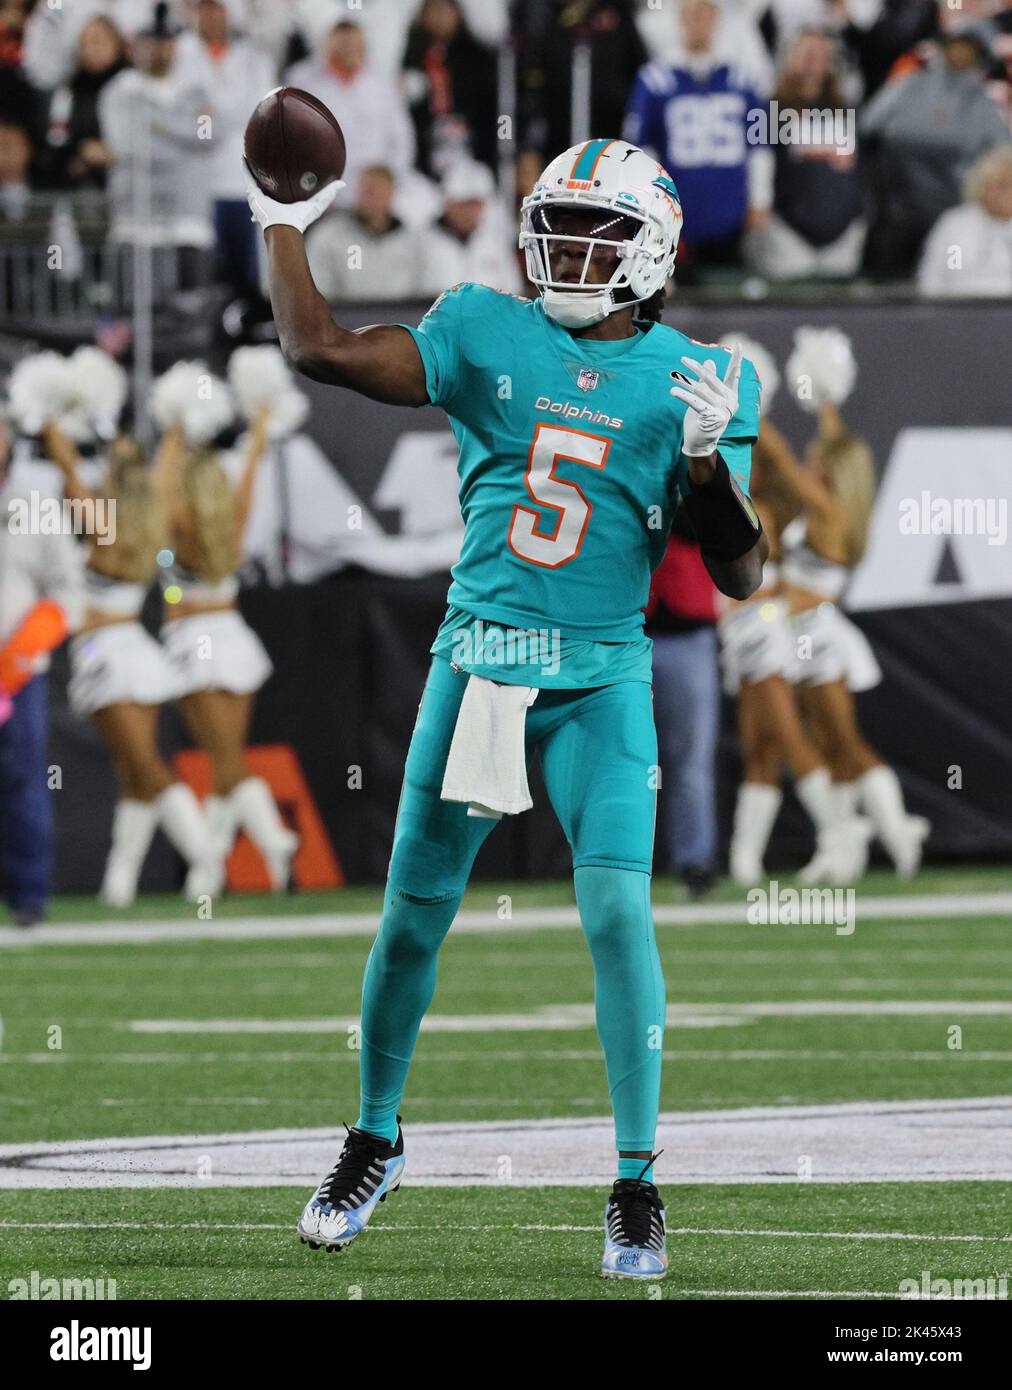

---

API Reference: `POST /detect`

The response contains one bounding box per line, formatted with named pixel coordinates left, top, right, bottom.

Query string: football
left=243, top=86, right=347, bottom=204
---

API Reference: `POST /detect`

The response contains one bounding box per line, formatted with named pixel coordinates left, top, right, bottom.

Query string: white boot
left=797, top=768, right=853, bottom=885
left=729, top=782, right=782, bottom=886
left=204, top=793, right=237, bottom=862
left=858, top=765, right=930, bottom=879
left=802, top=781, right=872, bottom=885
left=157, top=783, right=224, bottom=901
left=795, top=767, right=834, bottom=828
left=229, top=776, right=299, bottom=890
left=99, top=800, right=159, bottom=908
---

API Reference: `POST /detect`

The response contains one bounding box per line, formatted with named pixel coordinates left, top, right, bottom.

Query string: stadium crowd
left=0, top=0, right=1009, bottom=300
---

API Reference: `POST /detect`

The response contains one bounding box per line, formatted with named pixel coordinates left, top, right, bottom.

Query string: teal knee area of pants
left=574, top=866, right=665, bottom=1156
left=575, top=866, right=656, bottom=967
left=395, top=888, right=457, bottom=905
left=369, top=884, right=459, bottom=967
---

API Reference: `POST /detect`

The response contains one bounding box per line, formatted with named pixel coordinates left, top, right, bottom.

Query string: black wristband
left=680, top=451, right=762, bottom=562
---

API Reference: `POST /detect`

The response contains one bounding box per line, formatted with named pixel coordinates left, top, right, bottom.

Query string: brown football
left=243, top=86, right=347, bottom=204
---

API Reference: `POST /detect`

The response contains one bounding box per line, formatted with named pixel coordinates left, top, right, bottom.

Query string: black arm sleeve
left=680, top=451, right=763, bottom=562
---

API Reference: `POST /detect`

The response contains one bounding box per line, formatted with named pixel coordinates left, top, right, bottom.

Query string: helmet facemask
left=521, top=201, right=672, bottom=328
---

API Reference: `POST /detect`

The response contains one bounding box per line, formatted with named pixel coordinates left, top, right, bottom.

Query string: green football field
left=1, top=866, right=1010, bottom=1301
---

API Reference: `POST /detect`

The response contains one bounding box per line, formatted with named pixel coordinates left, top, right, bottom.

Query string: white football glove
left=244, top=164, right=343, bottom=234
left=670, top=344, right=742, bottom=457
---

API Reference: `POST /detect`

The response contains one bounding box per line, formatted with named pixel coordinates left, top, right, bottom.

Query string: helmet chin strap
left=542, top=286, right=615, bottom=329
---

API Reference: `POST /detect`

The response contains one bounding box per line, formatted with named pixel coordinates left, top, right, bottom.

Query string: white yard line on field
left=668, top=1226, right=1012, bottom=1244
left=5, top=1048, right=1012, bottom=1067
left=680, top=1289, right=899, bottom=1299
left=2, top=891, right=1011, bottom=947
left=120, top=1000, right=1012, bottom=1036
left=1, top=1220, right=1008, bottom=1243
left=1, top=1098, right=1010, bottom=1188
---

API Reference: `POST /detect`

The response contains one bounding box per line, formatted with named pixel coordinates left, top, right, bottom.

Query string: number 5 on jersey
left=508, top=423, right=612, bottom=568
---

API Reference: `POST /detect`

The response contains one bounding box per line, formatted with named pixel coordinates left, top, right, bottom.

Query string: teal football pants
left=357, top=657, right=665, bottom=1155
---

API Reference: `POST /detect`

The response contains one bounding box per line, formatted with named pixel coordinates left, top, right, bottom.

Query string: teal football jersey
left=401, top=283, right=760, bottom=643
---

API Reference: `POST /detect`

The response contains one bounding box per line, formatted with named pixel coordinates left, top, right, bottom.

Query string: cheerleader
left=19, top=348, right=223, bottom=907
left=152, top=359, right=298, bottom=890
left=766, top=329, right=930, bottom=879
left=715, top=336, right=863, bottom=884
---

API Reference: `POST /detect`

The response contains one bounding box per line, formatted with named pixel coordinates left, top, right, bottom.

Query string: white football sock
left=100, top=799, right=159, bottom=908
left=229, top=776, right=298, bottom=890
left=729, top=782, right=782, bottom=885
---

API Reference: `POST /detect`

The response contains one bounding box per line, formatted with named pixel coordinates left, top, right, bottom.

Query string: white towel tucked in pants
left=440, top=674, right=539, bottom=819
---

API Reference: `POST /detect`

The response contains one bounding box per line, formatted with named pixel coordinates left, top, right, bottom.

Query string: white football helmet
left=519, top=139, right=682, bottom=328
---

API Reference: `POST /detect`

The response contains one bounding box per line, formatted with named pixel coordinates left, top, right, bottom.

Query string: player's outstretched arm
left=248, top=174, right=427, bottom=407
left=265, top=226, right=427, bottom=405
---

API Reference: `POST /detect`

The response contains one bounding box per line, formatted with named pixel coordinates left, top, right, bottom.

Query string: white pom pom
left=785, top=327, right=857, bottom=414
left=266, top=387, right=310, bottom=439
left=718, top=332, right=779, bottom=413
left=66, top=347, right=129, bottom=440
left=150, top=361, right=236, bottom=445
left=59, top=404, right=96, bottom=444
left=150, top=362, right=200, bottom=433
left=227, top=345, right=309, bottom=440
left=7, top=352, right=74, bottom=436
left=227, top=346, right=289, bottom=411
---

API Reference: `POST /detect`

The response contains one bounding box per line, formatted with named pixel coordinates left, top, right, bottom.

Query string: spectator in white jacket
left=918, top=145, right=1012, bottom=296
left=419, top=158, right=521, bottom=295
left=284, top=18, right=415, bottom=213
left=174, top=0, right=276, bottom=297
left=98, top=3, right=217, bottom=266
left=305, top=165, right=427, bottom=302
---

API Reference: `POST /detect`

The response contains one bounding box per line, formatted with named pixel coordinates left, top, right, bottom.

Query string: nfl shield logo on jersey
left=577, top=368, right=599, bottom=393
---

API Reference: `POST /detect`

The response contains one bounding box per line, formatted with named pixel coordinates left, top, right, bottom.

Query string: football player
left=248, top=137, right=767, bottom=1279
